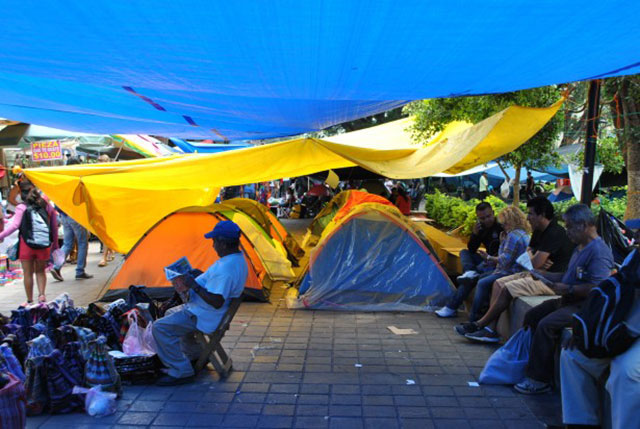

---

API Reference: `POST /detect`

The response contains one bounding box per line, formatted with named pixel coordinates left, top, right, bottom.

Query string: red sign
left=31, top=140, right=63, bottom=162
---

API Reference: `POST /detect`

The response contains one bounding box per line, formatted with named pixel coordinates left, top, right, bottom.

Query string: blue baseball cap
left=626, top=218, right=640, bottom=230
left=204, top=220, right=241, bottom=240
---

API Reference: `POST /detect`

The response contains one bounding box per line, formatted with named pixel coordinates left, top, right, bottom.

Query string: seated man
left=514, top=204, right=614, bottom=394
left=436, top=201, right=503, bottom=318
left=153, top=221, right=248, bottom=386
left=560, top=232, right=640, bottom=429
left=462, top=196, right=575, bottom=342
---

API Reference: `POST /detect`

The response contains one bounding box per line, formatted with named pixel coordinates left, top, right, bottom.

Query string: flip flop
left=20, top=301, right=33, bottom=307
left=38, top=294, right=47, bottom=303
left=98, top=260, right=107, bottom=267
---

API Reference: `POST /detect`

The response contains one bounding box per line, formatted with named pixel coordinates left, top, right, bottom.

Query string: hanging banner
left=31, top=140, right=63, bottom=162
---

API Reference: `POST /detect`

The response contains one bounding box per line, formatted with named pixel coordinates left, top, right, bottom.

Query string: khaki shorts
left=493, top=272, right=556, bottom=298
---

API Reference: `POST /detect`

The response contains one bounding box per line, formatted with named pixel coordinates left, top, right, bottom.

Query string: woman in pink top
left=0, top=180, right=58, bottom=306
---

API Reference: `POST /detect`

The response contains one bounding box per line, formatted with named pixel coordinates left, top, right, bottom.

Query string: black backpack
left=572, top=249, right=639, bottom=358
left=19, top=204, right=52, bottom=249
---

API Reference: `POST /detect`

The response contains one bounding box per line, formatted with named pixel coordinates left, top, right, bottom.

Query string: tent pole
left=580, top=79, right=601, bottom=206
left=114, top=145, right=124, bottom=161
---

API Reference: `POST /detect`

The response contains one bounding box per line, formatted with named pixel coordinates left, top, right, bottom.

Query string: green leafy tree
left=405, top=86, right=564, bottom=205
left=603, top=75, right=640, bottom=219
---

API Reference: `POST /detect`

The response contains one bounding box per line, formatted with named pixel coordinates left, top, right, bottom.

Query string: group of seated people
left=435, top=198, right=639, bottom=428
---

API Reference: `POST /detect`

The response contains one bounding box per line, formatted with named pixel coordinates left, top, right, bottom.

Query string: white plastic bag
left=500, top=179, right=510, bottom=199
left=123, top=312, right=156, bottom=355
left=72, top=386, right=117, bottom=417
left=52, top=248, right=65, bottom=268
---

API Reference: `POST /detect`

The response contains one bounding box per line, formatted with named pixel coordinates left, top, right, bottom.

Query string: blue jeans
left=447, top=272, right=504, bottom=321
left=459, top=249, right=493, bottom=274
left=56, top=214, right=89, bottom=276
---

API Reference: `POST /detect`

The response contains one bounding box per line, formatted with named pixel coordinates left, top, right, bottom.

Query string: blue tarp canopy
left=169, top=138, right=251, bottom=154
left=1, top=1, right=638, bottom=139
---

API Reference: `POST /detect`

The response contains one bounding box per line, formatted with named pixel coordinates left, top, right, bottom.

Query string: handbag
left=0, top=344, right=26, bottom=382
left=127, top=285, right=158, bottom=320
left=0, top=372, right=27, bottom=429
left=85, top=336, right=121, bottom=396
left=7, top=240, right=19, bottom=261
left=43, top=349, right=83, bottom=414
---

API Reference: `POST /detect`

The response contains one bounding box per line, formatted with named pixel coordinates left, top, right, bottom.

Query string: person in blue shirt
left=514, top=204, right=614, bottom=395
left=153, top=220, right=248, bottom=386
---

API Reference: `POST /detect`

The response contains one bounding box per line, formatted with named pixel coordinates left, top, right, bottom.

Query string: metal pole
left=580, top=79, right=601, bottom=205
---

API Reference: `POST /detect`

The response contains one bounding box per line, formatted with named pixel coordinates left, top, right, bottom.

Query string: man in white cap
left=153, top=220, right=248, bottom=386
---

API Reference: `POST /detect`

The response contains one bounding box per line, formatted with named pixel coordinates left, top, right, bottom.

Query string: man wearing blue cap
left=153, top=220, right=248, bottom=386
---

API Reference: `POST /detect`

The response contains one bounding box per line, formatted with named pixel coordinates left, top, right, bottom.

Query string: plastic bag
left=122, top=312, right=155, bottom=356
left=7, top=240, right=19, bottom=261
left=72, top=386, right=117, bottom=417
left=52, top=249, right=65, bottom=268
left=479, top=327, right=532, bottom=385
left=500, top=180, right=510, bottom=199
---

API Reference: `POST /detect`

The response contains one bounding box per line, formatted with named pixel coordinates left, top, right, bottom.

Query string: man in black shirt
left=462, top=196, right=575, bottom=343
left=436, top=202, right=503, bottom=318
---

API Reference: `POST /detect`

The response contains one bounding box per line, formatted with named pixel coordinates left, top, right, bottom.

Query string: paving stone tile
left=296, top=404, right=329, bottom=416
left=270, top=383, right=300, bottom=393
left=263, top=404, right=296, bottom=416
left=496, top=407, right=535, bottom=419
left=362, top=405, right=397, bottom=417
left=469, top=420, right=507, bottom=429
left=257, top=415, right=294, bottom=428
left=301, top=383, right=330, bottom=394
left=361, top=395, right=394, bottom=406
left=161, top=401, right=200, bottom=413
left=152, top=412, right=190, bottom=426
left=118, top=412, right=158, bottom=426
left=434, top=419, right=472, bottom=429
left=294, top=416, right=330, bottom=428
left=330, top=394, right=361, bottom=405
left=464, top=407, right=500, bottom=419
left=394, top=395, right=426, bottom=406
left=399, top=418, right=435, bottom=429
left=228, top=402, right=263, bottom=414
left=196, top=402, right=230, bottom=414
left=222, top=414, right=259, bottom=428
left=266, top=393, right=298, bottom=404
left=236, top=392, right=267, bottom=403
left=329, top=405, right=363, bottom=416
left=128, top=400, right=166, bottom=412
left=329, top=417, right=364, bottom=429
left=364, top=418, right=400, bottom=429
left=298, top=394, right=329, bottom=404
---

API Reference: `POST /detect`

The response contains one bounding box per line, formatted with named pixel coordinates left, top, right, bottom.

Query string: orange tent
left=101, top=208, right=275, bottom=302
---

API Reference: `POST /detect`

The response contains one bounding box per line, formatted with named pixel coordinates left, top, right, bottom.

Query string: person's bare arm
left=530, top=250, right=551, bottom=270
left=182, top=276, right=225, bottom=309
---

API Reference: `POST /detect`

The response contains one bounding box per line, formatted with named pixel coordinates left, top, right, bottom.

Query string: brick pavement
left=29, top=283, right=560, bottom=428
left=19, top=219, right=561, bottom=428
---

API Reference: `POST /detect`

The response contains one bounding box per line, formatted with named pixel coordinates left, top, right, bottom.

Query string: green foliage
left=405, top=86, right=565, bottom=172
left=563, top=135, right=625, bottom=174
left=424, top=192, right=627, bottom=236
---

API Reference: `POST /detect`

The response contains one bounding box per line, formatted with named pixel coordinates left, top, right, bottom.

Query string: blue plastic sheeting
left=169, top=138, right=250, bottom=154
left=298, top=213, right=454, bottom=311
left=0, top=2, right=639, bottom=140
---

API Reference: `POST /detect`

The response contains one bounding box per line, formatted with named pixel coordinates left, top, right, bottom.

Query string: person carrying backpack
left=559, top=219, right=640, bottom=429
left=0, top=180, right=58, bottom=306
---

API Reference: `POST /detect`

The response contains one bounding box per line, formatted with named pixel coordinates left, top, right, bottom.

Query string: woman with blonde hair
left=451, top=205, right=530, bottom=337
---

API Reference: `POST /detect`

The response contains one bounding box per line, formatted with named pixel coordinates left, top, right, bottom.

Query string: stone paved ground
left=15, top=220, right=562, bottom=428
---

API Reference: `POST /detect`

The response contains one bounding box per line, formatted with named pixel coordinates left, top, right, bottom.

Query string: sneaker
left=514, top=377, right=551, bottom=395
left=456, top=270, right=479, bottom=282
left=50, top=268, right=63, bottom=282
left=435, top=306, right=457, bottom=318
left=465, top=327, right=501, bottom=343
left=454, top=322, right=479, bottom=336
left=156, top=374, right=195, bottom=386
left=75, top=272, right=94, bottom=280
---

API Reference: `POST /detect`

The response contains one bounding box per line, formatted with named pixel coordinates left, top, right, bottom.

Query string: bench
left=496, top=295, right=558, bottom=339
left=194, top=297, right=242, bottom=377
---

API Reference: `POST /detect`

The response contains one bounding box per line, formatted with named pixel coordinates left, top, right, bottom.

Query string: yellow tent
left=25, top=99, right=563, bottom=254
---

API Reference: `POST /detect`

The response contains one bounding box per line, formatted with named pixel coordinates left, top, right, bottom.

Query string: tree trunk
left=512, top=164, right=522, bottom=206
left=620, top=78, right=640, bottom=220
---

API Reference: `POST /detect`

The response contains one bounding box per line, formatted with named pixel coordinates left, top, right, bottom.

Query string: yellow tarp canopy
left=25, top=99, right=562, bottom=254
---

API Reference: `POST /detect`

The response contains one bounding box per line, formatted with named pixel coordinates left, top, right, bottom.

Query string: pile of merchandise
left=0, top=255, right=24, bottom=286
left=0, top=286, right=183, bottom=425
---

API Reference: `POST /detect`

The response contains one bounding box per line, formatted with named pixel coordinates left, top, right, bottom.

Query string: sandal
left=38, top=294, right=47, bottom=303
left=98, top=260, right=107, bottom=267
left=20, top=300, right=33, bottom=307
